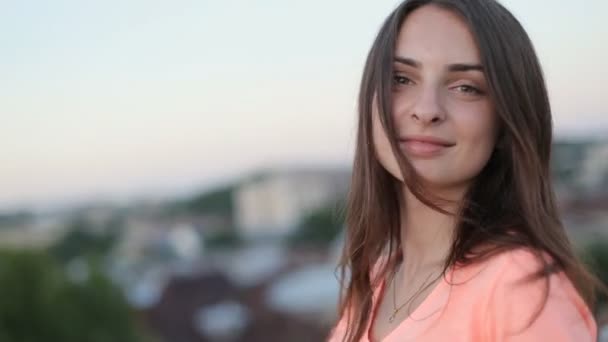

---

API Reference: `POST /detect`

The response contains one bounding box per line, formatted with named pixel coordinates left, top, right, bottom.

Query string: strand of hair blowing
left=336, top=2, right=459, bottom=341
left=334, top=1, right=606, bottom=342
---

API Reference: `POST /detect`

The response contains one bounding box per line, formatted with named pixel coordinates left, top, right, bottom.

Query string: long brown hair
left=336, top=0, right=605, bottom=341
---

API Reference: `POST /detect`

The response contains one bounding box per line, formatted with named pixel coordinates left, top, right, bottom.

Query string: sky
left=1, top=0, right=607, bottom=211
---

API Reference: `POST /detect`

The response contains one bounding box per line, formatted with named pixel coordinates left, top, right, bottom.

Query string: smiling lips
left=399, top=135, right=455, bottom=158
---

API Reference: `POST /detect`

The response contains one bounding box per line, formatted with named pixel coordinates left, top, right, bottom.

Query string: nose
left=402, top=85, right=446, bottom=125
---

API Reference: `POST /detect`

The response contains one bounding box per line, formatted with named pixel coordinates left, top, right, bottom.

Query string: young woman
left=328, top=0, right=603, bottom=341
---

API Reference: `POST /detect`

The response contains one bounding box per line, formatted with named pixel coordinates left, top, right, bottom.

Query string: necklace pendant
left=389, top=311, right=396, bottom=323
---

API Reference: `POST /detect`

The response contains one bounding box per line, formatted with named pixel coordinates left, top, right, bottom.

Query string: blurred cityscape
left=1, top=138, right=608, bottom=341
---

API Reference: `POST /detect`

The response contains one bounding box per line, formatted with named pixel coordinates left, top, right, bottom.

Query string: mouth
left=398, top=136, right=455, bottom=158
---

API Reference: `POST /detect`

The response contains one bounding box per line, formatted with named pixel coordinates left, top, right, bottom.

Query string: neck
left=398, top=184, right=464, bottom=276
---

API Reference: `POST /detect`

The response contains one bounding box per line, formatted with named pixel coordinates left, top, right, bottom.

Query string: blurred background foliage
left=287, top=202, right=345, bottom=247
left=580, top=240, right=608, bottom=312
left=0, top=248, right=151, bottom=342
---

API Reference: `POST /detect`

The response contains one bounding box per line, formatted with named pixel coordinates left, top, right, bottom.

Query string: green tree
left=170, top=184, right=236, bottom=216
left=0, top=249, right=147, bottom=342
left=579, top=239, right=608, bottom=311
left=49, top=216, right=120, bottom=264
left=288, top=202, right=345, bottom=247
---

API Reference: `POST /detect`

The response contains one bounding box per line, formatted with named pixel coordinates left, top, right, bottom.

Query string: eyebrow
left=394, top=56, right=484, bottom=73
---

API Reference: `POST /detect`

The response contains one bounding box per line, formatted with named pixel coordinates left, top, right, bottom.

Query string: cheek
left=371, top=110, right=403, bottom=180
left=454, top=107, right=498, bottom=165
left=455, top=100, right=497, bottom=143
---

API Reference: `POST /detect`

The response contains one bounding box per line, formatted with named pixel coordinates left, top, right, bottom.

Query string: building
left=234, top=167, right=350, bottom=239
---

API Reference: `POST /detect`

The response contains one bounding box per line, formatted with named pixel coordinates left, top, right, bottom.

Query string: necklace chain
left=388, top=264, right=438, bottom=323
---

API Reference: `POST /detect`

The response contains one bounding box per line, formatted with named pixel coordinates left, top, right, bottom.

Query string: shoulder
left=327, top=254, right=390, bottom=342
left=456, top=247, right=597, bottom=341
left=450, top=246, right=545, bottom=298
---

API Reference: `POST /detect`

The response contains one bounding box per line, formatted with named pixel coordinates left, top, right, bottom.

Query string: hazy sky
left=1, top=0, right=607, bottom=211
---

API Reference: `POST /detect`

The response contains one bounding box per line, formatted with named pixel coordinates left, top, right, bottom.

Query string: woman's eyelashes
left=452, top=84, right=485, bottom=95
left=392, top=73, right=486, bottom=98
left=393, top=74, right=413, bottom=86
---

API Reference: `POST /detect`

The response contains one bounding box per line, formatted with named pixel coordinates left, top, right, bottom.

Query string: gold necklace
left=388, top=265, right=438, bottom=323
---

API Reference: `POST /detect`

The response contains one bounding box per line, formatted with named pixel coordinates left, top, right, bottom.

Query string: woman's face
left=372, top=4, right=499, bottom=194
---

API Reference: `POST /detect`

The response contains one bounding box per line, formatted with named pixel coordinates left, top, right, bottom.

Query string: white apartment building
left=234, top=167, right=350, bottom=239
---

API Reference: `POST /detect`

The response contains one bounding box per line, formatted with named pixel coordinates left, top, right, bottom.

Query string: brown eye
left=456, top=85, right=482, bottom=94
left=393, top=75, right=412, bottom=85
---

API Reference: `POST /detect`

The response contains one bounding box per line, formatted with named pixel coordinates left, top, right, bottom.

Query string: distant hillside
left=169, top=183, right=237, bottom=217
left=0, top=211, right=34, bottom=229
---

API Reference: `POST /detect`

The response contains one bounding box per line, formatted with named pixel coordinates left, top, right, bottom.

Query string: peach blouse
left=328, top=248, right=597, bottom=341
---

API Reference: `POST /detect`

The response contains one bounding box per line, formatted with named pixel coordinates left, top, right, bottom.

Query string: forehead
left=395, top=5, right=481, bottom=64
